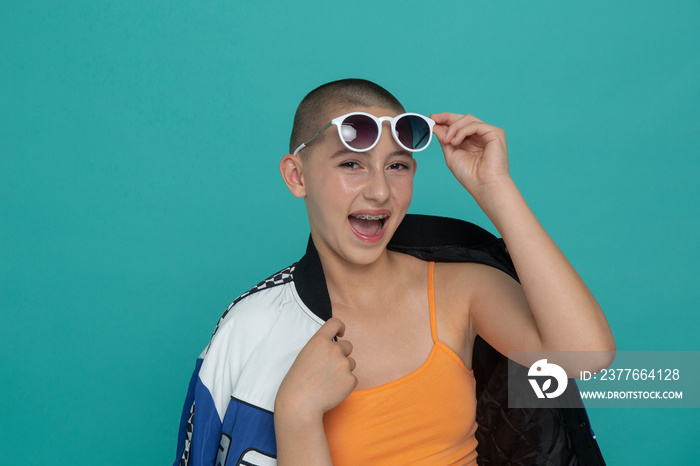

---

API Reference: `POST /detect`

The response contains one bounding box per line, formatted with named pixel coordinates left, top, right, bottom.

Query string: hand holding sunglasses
left=430, top=112, right=510, bottom=195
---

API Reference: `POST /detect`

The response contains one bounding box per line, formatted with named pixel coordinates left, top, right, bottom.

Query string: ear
left=412, top=158, right=418, bottom=176
left=280, top=153, right=306, bottom=198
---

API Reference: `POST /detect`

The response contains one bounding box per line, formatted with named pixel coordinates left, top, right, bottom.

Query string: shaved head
left=289, top=78, right=405, bottom=155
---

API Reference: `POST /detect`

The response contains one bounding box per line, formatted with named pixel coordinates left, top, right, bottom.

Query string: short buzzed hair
left=289, top=78, right=405, bottom=155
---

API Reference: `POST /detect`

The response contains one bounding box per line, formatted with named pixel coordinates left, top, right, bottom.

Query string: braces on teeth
left=351, top=214, right=388, bottom=220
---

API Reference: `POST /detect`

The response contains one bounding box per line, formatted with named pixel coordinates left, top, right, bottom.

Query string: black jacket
left=388, top=214, right=606, bottom=465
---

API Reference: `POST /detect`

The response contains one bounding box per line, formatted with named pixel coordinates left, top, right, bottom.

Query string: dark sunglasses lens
left=340, top=114, right=378, bottom=150
left=396, top=115, right=430, bottom=150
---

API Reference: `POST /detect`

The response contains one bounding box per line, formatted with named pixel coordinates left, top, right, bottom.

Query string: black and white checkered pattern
left=178, top=266, right=295, bottom=465
left=209, top=265, right=296, bottom=342
left=178, top=400, right=195, bottom=466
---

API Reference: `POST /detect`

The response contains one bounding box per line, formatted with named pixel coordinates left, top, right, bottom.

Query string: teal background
left=2, top=0, right=698, bottom=464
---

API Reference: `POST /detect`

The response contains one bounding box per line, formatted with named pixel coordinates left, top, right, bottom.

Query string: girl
left=173, top=79, right=615, bottom=466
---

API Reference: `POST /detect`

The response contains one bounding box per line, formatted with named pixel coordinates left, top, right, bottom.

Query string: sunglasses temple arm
left=294, top=121, right=334, bottom=155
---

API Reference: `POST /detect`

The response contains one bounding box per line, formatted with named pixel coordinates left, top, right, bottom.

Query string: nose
left=361, top=122, right=399, bottom=204
left=363, top=165, right=391, bottom=204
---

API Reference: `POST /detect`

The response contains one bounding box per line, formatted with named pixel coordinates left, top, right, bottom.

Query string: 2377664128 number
left=598, top=368, right=680, bottom=381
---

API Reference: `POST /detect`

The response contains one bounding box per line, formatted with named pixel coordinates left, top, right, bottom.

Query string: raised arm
left=431, top=113, right=615, bottom=374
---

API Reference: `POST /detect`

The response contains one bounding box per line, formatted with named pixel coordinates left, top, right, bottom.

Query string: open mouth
left=348, top=213, right=389, bottom=239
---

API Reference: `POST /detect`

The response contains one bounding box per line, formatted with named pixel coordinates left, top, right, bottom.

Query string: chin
left=346, top=229, right=398, bottom=266
left=339, top=249, right=387, bottom=268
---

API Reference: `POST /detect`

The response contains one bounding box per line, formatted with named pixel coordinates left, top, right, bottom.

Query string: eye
left=339, top=161, right=361, bottom=169
left=388, top=162, right=410, bottom=170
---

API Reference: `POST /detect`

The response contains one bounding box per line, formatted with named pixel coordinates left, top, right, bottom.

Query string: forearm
left=473, top=176, right=615, bottom=353
left=274, top=407, right=333, bottom=466
left=272, top=318, right=356, bottom=465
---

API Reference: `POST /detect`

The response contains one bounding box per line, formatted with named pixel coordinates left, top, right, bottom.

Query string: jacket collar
left=292, top=214, right=516, bottom=322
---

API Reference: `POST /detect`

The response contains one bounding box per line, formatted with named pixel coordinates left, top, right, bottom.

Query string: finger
left=431, top=114, right=482, bottom=143
left=442, top=114, right=484, bottom=143
left=429, top=112, right=461, bottom=125
left=319, top=317, right=346, bottom=340
left=433, top=123, right=448, bottom=142
left=449, top=122, right=483, bottom=146
left=449, top=121, right=503, bottom=146
left=436, top=133, right=457, bottom=159
left=429, top=112, right=479, bottom=126
left=336, top=339, right=353, bottom=357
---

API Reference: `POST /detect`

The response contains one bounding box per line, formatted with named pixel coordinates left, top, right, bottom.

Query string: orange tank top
left=323, top=262, right=478, bottom=465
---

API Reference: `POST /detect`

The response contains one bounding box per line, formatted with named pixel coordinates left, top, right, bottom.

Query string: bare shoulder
left=385, top=252, right=514, bottom=291
left=387, top=250, right=430, bottom=280
left=435, top=261, right=519, bottom=296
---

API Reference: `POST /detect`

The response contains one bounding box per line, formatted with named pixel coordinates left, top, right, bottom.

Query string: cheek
left=313, top=173, right=362, bottom=200
left=392, top=176, right=415, bottom=204
left=305, top=174, right=360, bottom=217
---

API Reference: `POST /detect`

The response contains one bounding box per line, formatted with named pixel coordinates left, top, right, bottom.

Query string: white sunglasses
left=293, top=112, right=436, bottom=156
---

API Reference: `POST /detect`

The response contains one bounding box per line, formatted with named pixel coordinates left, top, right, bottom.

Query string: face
left=298, top=105, right=417, bottom=267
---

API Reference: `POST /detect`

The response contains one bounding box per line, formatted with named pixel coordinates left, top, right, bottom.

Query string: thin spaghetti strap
left=428, top=261, right=438, bottom=343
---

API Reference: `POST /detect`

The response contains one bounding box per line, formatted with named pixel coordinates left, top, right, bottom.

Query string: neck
left=316, top=246, right=400, bottom=314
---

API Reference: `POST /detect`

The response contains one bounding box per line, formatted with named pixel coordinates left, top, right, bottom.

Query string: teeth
left=351, top=214, right=388, bottom=220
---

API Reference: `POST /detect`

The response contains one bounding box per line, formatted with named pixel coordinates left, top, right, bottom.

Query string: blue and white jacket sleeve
left=173, top=268, right=323, bottom=466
